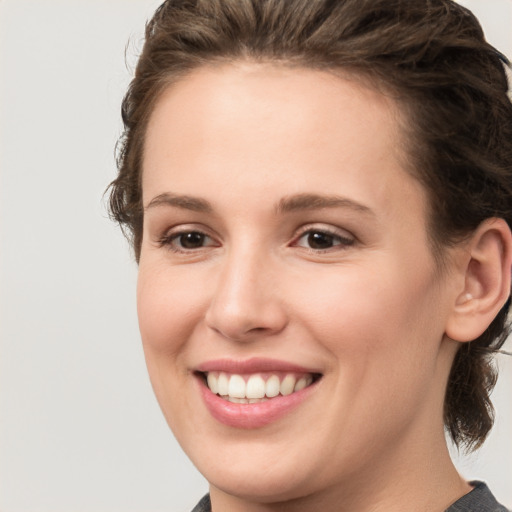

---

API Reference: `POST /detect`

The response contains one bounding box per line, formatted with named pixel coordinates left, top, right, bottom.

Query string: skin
left=137, top=63, right=477, bottom=511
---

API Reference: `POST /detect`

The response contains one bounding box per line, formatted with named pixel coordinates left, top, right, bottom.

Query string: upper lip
left=195, top=357, right=321, bottom=375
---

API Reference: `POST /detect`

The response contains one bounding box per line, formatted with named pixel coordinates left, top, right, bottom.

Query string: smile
left=195, top=360, right=322, bottom=428
left=204, top=372, right=316, bottom=403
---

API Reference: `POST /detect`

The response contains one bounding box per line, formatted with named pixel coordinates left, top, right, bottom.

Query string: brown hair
left=108, top=0, right=512, bottom=450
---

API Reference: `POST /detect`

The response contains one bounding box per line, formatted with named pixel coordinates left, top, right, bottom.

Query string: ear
left=445, top=218, right=512, bottom=343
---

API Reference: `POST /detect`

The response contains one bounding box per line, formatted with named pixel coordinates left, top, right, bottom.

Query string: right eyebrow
left=144, top=192, right=213, bottom=213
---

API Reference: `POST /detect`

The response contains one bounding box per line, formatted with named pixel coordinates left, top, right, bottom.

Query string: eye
left=159, top=230, right=218, bottom=252
left=176, top=232, right=209, bottom=249
left=294, top=228, right=355, bottom=251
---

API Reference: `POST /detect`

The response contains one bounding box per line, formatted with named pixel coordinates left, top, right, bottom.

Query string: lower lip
left=197, top=377, right=318, bottom=429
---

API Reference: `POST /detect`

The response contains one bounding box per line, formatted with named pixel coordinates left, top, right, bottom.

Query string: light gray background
left=0, top=1, right=510, bottom=511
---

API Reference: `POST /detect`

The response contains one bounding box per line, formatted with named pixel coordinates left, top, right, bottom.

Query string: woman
left=109, top=0, right=512, bottom=510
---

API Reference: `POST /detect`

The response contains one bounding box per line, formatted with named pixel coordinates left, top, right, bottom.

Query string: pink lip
left=196, top=357, right=319, bottom=375
left=195, top=358, right=321, bottom=429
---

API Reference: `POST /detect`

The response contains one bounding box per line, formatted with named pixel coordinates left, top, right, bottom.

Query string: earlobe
left=445, top=218, right=512, bottom=343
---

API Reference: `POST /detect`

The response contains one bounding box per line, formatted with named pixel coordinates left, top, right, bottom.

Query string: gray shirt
left=447, top=481, right=509, bottom=512
left=191, top=481, right=509, bottom=511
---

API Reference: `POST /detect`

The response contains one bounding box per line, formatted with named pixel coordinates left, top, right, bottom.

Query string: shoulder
left=446, top=482, right=510, bottom=512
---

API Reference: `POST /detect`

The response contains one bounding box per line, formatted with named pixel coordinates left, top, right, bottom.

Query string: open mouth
left=198, top=371, right=322, bottom=404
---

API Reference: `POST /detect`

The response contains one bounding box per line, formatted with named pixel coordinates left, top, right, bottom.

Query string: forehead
left=142, top=63, right=425, bottom=223
left=144, top=63, right=404, bottom=166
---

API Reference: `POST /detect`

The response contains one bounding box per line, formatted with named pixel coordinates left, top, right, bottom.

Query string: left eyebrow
left=276, top=193, right=374, bottom=216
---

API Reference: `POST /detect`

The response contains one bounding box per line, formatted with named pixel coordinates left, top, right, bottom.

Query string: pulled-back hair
left=109, top=0, right=512, bottom=450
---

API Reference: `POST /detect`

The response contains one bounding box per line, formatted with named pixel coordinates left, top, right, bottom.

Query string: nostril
left=206, top=322, right=285, bottom=342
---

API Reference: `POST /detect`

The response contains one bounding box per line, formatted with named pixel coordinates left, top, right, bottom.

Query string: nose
left=205, top=251, right=288, bottom=342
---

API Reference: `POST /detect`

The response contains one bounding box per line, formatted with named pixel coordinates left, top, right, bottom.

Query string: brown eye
left=294, top=229, right=355, bottom=251
left=159, top=230, right=218, bottom=252
left=307, top=232, right=336, bottom=249
left=178, top=232, right=207, bottom=249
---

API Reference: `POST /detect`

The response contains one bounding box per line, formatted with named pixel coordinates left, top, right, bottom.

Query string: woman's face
left=138, top=64, right=460, bottom=503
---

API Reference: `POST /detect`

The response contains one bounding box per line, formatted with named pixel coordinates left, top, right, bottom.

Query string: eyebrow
left=145, top=192, right=213, bottom=213
left=276, top=193, right=374, bottom=215
left=144, top=191, right=373, bottom=216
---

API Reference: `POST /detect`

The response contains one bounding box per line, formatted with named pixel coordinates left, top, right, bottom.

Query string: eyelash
left=157, top=229, right=218, bottom=253
left=157, top=226, right=355, bottom=254
left=292, top=227, right=355, bottom=253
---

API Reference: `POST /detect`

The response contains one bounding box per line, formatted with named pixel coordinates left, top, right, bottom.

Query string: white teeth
left=205, top=371, right=315, bottom=400
left=265, top=375, right=280, bottom=398
left=207, top=373, right=218, bottom=394
left=280, top=374, right=296, bottom=396
left=227, top=397, right=269, bottom=404
left=249, top=398, right=268, bottom=403
left=246, top=374, right=266, bottom=399
left=294, top=377, right=307, bottom=391
left=217, top=372, right=229, bottom=396
left=228, top=374, right=246, bottom=398
left=294, top=375, right=312, bottom=392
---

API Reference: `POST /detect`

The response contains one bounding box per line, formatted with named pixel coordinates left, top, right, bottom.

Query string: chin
left=205, top=464, right=320, bottom=504
left=184, top=435, right=334, bottom=504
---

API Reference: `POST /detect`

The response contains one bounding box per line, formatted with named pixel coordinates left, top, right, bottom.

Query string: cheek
left=136, top=262, right=209, bottom=354
left=290, top=260, right=446, bottom=375
left=287, top=265, right=448, bottom=449
left=136, top=263, right=209, bottom=429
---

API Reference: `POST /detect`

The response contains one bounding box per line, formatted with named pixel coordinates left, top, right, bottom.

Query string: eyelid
left=157, top=224, right=221, bottom=253
left=291, top=224, right=356, bottom=249
left=155, top=222, right=355, bottom=254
